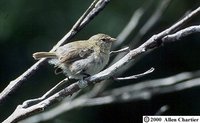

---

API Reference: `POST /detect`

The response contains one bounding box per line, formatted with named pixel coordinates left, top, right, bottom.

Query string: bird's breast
left=85, top=51, right=109, bottom=74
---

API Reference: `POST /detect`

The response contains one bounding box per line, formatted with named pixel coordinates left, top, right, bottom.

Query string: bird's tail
left=33, top=52, right=57, bottom=60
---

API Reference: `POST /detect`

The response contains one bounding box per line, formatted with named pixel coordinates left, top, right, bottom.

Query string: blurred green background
left=1, top=0, right=200, bottom=122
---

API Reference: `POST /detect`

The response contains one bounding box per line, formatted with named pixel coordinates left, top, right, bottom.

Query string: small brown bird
left=33, top=33, right=116, bottom=79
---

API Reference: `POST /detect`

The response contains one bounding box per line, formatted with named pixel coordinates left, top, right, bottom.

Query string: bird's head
left=89, top=33, right=116, bottom=43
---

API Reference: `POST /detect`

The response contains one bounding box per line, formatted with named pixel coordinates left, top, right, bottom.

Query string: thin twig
left=114, top=67, right=154, bottom=80
left=110, top=47, right=130, bottom=55
left=22, top=78, right=69, bottom=108
left=69, top=0, right=98, bottom=33
left=20, top=97, right=89, bottom=123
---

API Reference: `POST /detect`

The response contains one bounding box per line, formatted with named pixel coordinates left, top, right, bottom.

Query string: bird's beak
left=110, top=37, right=117, bottom=42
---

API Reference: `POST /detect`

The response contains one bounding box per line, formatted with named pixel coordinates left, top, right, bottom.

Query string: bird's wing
left=57, top=41, right=93, bottom=64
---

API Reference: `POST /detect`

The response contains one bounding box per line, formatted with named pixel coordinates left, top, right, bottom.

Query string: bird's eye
left=101, top=38, right=106, bottom=41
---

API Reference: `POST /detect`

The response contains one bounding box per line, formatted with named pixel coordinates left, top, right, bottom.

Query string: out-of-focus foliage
left=0, top=0, right=200, bottom=122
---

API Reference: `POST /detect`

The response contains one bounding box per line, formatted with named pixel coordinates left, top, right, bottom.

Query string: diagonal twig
left=22, top=78, right=69, bottom=108
left=114, top=67, right=154, bottom=81
left=110, top=47, right=130, bottom=55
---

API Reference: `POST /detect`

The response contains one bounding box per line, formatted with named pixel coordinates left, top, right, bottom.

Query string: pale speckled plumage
left=33, top=33, right=116, bottom=79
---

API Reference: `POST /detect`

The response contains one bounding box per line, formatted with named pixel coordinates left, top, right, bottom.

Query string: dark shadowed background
left=1, top=0, right=200, bottom=122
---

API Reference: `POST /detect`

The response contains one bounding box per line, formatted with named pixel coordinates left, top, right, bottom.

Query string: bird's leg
left=82, top=73, right=91, bottom=79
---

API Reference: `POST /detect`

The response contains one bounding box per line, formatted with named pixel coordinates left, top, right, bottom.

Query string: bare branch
left=3, top=82, right=81, bottom=123
left=139, top=6, right=200, bottom=51
left=114, top=67, right=154, bottom=80
left=19, top=97, right=90, bottom=123
left=162, top=25, right=200, bottom=43
left=69, top=0, right=99, bottom=33
left=157, top=7, right=200, bottom=38
left=99, top=72, right=200, bottom=103
left=0, top=0, right=110, bottom=104
left=79, top=71, right=200, bottom=106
